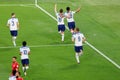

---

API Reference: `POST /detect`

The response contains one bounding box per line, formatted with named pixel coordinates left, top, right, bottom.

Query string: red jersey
left=17, top=77, right=24, bottom=80
left=12, top=61, right=19, bottom=71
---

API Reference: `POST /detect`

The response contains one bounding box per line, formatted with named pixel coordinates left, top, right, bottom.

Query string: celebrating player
left=20, top=41, right=30, bottom=76
left=65, top=7, right=80, bottom=33
left=72, top=28, right=86, bottom=64
left=7, top=13, right=19, bottom=47
left=11, top=56, right=19, bottom=76
left=54, top=4, right=66, bottom=41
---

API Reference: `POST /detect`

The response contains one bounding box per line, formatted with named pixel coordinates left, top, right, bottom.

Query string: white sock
left=75, top=53, right=80, bottom=63
left=61, top=34, right=64, bottom=41
left=12, top=37, right=16, bottom=46
left=26, top=66, right=29, bottom=70
left=22, top=67, right=25, bottom=71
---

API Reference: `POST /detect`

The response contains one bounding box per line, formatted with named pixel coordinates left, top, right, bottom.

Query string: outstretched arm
left=75, top=7, right=81, bottom=13
left=82, top=37, right=86, bottom=43
left=54, top=4, right=57, bottom=13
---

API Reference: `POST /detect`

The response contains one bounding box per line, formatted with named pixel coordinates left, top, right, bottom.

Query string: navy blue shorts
left=10, top=31, right=18, bottom=36
left=21, top=59, right=29, bottom=66
left=58, top=25, right=65, bottom=32
left=68, top=22, right=75, bottom=30
left=75, top=46, right=83, bottom=53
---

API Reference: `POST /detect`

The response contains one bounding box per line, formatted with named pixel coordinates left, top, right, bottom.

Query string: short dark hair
left=76, top=27, right=80, bottom=32
left=11, top=13, right=15, bottom=16
left=66, top=7, right=70, bottom=11
left=59, top=9, right=63, bottom=13
left=22, top=41, right=27, bottom=46
left=13, top=56, right=17, bottom=59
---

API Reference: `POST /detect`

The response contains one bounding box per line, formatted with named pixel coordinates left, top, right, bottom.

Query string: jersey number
left=78, top=36, right=81, bottom=42
left=23, top=50, right=27, bottom=55
left=11, top=21, right=15, bottom=26
left=69, top=13, right=73, bottom=18
left=58, top=18, right=62, bottom=22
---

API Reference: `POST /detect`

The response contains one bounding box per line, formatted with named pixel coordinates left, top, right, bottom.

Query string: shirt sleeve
left=56, top=13, right=58, bottom=16
left=81, top=33, right=85, bottom=38
left=72, top=11, right=76, bottom=14
left=28, top=47, right=30, bottom=52
left=20, top=48, right=22, bottom=53
left=7, top=19, right=10, bottom=24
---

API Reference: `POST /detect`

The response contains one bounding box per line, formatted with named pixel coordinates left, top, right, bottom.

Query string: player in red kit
left=12, top=56, right=19, bottom=76
left=16, top=72, right=24, bottom=80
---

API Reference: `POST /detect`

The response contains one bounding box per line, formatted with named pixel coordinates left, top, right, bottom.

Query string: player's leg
left=68, top=22, right=74, bottom=33
left=58, top=25, right=61, bottom=33
left=75, top=46, right=80, bottom=64
left=71, top=22, right=76, bottom=34
left=78, top=46, right=83, bottom=56
left=11, top=31, right=17, bottom=46
left=61, top=25, right=65, bottom=41
left=21, top=60, right=26, bottom=73
left=25, top=59, right=29, bottom=70
left=75, top=53, right=80, bottom=64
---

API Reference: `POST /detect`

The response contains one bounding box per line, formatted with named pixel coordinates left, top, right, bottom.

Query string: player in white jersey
left=54, top=4, right=65, bottom=41
left=7, top=13, right=19, bottom=47
left=9, top=76, right=16, bottom=80
left=65, top=7, right=80, bottom=33
left=72, top=28, right=86, bottom=64
left=20, top=41, right=30, bottom=76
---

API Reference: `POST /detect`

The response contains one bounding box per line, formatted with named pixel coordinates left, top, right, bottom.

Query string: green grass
left=0, top=0, right=120, bottom=80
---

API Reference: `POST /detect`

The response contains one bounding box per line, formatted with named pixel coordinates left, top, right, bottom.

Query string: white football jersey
left=72, top=32, right=85, bottom=46
left=9, top=76, right=16, bottom=80
left=7, top=18, right=19, bottom=31
left=20, top=46, right=30, bottom=60
left=65, top=11, right=75, bottom=22
left=56, top=13, right=65, bottom=25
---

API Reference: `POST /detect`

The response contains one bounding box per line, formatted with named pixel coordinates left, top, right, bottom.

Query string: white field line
left=0, top=44, right=74, bottom=49
left=35, top=4, right=120, bottom=69
left=0, top=4, right=35, bottom=6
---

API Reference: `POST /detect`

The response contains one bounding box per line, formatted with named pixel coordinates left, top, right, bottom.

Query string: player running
left=72, top=28, right=86, bottom=64
left=20, top=41, right=30, bottom=76
left=11, top=56, right=19, bottom=76
left=65, top=7, right=80, bottom=33
left=7, top=13, right=19, bottom=47
left=54, top=4, right=65, bottom=41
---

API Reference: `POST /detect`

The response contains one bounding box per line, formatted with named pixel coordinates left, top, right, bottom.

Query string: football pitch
left=0, top=0, right=120, bottom=80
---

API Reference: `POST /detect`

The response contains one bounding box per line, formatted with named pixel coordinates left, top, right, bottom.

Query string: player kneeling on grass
left=72, top=28, right=86, bottom=64
left=20, top=41, right=30, bottom=76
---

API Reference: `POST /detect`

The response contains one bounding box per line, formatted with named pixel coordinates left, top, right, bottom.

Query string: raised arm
left=75, top=7, right=81, bottom=13
left=54, top=4, right=57, bottom=13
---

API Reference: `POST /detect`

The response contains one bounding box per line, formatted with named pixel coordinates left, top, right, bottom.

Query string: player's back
left=73, top=32, right=84, bottom=46
left=65, top=11, right=75, bottom=22
left=56, top=13, right=65, bottom=25
left=8, top=18, right=18, bottom=30
left=20, top=46, right=30, bottom=59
